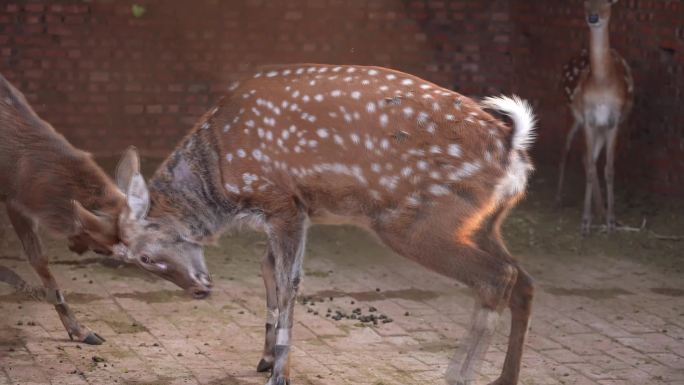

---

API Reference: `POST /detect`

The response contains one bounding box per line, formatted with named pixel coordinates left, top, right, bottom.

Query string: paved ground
left=1, top=215, right=683, bottom=385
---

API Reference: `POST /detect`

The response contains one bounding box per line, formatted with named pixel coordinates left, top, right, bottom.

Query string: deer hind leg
left=604, top=125, right=619, bottom=232
left=266, top=210, right=308, bottom=385
left=591, top=133, right=607, bottom=221
left=374, top=215, right=518, bottom=385
left=556, top=119, right=581, bottom=205
left=476, top=208, right=534, bottom=385
left=581, top=128, right=606, bottom=236
left=257, top=248, right=278, bottom=373
left=6, top=202, right=105, bottom=345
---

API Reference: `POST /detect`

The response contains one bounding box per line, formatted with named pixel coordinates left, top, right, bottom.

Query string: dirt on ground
left=0, top=157, right=682, bottom=385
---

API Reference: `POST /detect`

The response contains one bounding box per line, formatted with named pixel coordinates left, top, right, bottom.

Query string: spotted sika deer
left=0, top=73, right=212, bottom=345
left=114, top=64, right=537, bottom=385
left=557, top=0, right=633, bottom=235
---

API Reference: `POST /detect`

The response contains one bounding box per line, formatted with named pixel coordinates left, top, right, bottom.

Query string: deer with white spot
left=115, top=64, right=537, bottom=385
left=0, top=73, right=212, bottom=345
left=556, top=0, right=634, bottom=235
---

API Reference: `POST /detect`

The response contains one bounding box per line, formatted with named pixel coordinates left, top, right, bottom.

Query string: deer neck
left=588, top=23, right=614, bottom=82
left=147, top=128, right=235, bottom=242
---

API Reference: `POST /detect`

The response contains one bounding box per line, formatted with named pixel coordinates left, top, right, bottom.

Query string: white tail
left=118, top=64, right=537, bottom=385
left=482, top=95, right=537, bottom=151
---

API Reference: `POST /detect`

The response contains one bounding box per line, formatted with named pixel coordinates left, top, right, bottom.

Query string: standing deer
left=556, top=0, right=634, bottom=235
left=114, top=64, right=537, bottom=385
left=0, top=73, right=212, bottom=344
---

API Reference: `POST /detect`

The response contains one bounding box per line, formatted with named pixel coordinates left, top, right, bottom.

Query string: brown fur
left=0, top=73, right=125, bottom=344
left=557, top=0, right=634, bottom=235
left=120, top=64, right=537, bottom=385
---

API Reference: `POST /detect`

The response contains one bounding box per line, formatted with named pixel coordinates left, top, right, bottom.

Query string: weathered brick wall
left=510, top=0, right=684, bottom=195
left=0, top=0, right=511, bottom=156
left=1, top=0, right=683, bottom=195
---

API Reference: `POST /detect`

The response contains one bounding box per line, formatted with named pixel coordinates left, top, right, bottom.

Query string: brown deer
left=556, top=0, right=634, bottom=235
left=0, top=74, right=212, bottom=344
left=114, top=64, right=537, bottom=385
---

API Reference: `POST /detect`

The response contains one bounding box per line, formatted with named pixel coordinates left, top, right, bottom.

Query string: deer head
left=69, top=200, right=119, bottom=256
left=584, top=0, right=618, bottom=27
left=112, top=147, right=213, bottom=299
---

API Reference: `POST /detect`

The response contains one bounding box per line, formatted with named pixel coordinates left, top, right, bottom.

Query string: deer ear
left=116, top=146, right=141, bottom=193
left=126, top=173, right=150, bottom=220
left=72, top=200, right=116, bottom=246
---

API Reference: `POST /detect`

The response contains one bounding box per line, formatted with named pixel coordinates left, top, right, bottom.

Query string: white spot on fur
left=379, top=114, right=389, bottom=127
left=252, top=149, right=263, bottom=161
left=225, top=183, right=240, bottom=194
left=429, top=184, right=450, bottom=196
left=448, top=144, right=462, bottom=157
left=447, top=161, right=481, bottom=181
left=417, top=112, right=429, bottom=125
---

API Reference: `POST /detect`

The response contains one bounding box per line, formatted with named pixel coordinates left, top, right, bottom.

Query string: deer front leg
left=257, top=248, right=278, bottom=373
left=266, top=214, right=307, bottom=385
left=6, top=203, right=105, bottom=345
left=556, top=120, right=581, bottom=205
left=581, top=129, right=604, bottom=236
left=605, top=126, right=619, bottom=232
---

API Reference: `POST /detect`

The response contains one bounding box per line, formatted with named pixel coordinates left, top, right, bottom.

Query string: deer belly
left=310, top=209, right=373, bottom=230
left=586, top=104, right=618, bottom=128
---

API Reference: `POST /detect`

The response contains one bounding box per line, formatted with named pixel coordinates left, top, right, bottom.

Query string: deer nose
left=587, top=14, right=599, bottom=24
left=195, top=272, right=213, bottom=287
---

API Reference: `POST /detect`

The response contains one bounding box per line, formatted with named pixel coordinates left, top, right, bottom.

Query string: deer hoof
left=82, top=332, right=106, bottom=345
left=266, top=376, right=289, bottom=385
left=581, top=219, right=592, bottom=237
left=487, top=378, right=514, bottom=385
left=256, top=358, right=273, bottom=372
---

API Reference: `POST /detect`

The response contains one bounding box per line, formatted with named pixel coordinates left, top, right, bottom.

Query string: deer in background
left=556, top=0, right=634, bottom=235
left=113, top=64, right=537, bottom=385
left=0, top=74, right=212, bottom=345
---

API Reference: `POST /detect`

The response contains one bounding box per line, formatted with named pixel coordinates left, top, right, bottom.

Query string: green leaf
left=131, top=4, right=146, bottom=18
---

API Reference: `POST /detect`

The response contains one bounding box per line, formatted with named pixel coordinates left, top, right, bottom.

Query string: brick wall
left=0, top=0, right=511, bottom=156
left=1, top=0, right=683, bottom=195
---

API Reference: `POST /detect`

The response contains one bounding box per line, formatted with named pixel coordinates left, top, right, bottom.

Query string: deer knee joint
left=266, top=308, right=279, bottom=326
left=46, top=289, right=65, bottom=305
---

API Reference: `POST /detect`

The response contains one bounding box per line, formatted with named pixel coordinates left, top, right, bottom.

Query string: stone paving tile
left=1, top=225, right=683, bottom=384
